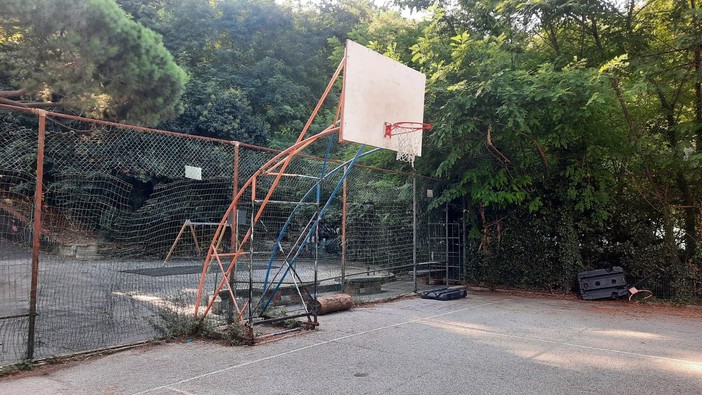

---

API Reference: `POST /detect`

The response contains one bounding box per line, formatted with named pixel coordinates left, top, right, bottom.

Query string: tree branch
left=0, top=89, right=28, bottom=98
left=0, top=97, right=29, bottom=107
left=0, top=96, right=61, bottom=109
left=522, top=132, right=549, bottom=167
left=486, top=124, right=511, bottom=164
left=609, top=78, right=637, bottom=137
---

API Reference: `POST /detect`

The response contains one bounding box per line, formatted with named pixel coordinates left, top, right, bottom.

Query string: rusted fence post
left=27, top=109, right=46, bottom=360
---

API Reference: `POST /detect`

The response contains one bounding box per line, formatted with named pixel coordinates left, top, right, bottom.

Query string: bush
left=148, top=307, right=250, bottom=345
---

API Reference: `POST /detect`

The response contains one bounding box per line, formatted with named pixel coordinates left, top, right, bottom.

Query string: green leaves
left=119, top=0, right=372, bottom=143
left=0, top=0, right=187, bottom=126
left=421, top=16, right=615, bottom=212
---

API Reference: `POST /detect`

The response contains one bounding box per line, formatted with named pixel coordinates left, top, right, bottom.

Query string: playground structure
left=193, top=40, right=433, bottom=339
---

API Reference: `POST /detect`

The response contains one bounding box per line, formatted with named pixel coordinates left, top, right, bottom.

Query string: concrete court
left=2, top=291, right=702, bottom=395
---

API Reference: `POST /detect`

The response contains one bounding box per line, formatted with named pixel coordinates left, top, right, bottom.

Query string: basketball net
left=384, top=122, right=432, bottom=167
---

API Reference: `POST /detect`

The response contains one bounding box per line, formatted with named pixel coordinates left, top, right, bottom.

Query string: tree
left=403, top=1, right=702, bottom=294
left=0, top=0, right=187, bottom=126
left=119, top=0, right=375, bottom=144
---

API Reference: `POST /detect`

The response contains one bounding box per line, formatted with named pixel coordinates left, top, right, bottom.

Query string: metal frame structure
left=192, top=59, right=370, bottom=341
left=427, top=204, right=464, bottom=286
left=162, top=220, right=231, bottom=266
left=192, top=42, right=431, bottom=342
left=194, top=43, right=431, bottom=343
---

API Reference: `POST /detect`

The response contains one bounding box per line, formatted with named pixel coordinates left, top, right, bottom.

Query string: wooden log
left=310, top=294, right=353, bottom=315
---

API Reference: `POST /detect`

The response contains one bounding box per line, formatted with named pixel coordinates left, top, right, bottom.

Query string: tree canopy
left=400, top=0, right=701, bottom=292
left=117, top=0, right=375, bottom=145
left=0, top=0, right=187, bottom=126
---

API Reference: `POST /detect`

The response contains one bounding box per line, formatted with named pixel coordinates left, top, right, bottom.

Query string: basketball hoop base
left=384, top=122, right=432, bottom=166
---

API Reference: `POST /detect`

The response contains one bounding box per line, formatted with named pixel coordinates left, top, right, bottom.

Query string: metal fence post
left=232, top=142, right=240, bottom=252
left=27, top=109, right=46, bottom=360
left=462, top=196, right=467, bottom=282
left=413, top=174, right=417, bottom=293
left=445, top=203, right=449, bottom=286
left=341, top=165, right=347, bottom=291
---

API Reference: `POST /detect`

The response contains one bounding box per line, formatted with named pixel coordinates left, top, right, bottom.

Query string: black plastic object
left=577, top=266, right=628, bottom=300
left=420, top=287, right=467, bottom=301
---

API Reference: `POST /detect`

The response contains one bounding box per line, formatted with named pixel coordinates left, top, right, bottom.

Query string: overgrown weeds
left=260, top=307, right=302, bottom=329
left=147, top=306, right=250, bottom=346
left=0, top=360, right=34, bottom=377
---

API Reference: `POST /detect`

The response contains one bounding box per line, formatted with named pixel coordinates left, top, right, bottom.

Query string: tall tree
left=119, top=0, right=374, bottom=144
left=0, top=0, right=187, bottom=126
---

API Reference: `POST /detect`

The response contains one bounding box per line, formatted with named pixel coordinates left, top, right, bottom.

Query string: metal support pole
left=445, top=203, right=449, bottom=286
left=228, top=142, right=240, bottom=324
left=249, top=176, right=256, bottom=334
left=313, top=202, right=319, bottom=325
left=232, top=142, right=240, bottom=252
left=27, top=110, right=46, bottom=360
left=413, top=175, right=418, bottom=293
left=341, top=165, right=347, bottom=291
left=462, top=196, right=467, bottom=282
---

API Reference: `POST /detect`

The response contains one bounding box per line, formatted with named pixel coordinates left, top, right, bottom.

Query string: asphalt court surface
left=2, top=291, right=702, bottom=394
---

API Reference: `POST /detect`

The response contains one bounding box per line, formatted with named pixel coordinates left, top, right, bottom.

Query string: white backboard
left=340, top=40, right=427, bottom=157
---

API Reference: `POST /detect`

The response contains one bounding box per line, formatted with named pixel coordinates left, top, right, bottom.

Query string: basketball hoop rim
left=384, top=121, right=432, bottom=138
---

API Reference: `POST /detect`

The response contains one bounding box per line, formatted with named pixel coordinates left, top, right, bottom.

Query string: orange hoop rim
left=384, top=121, right=433, bottom=138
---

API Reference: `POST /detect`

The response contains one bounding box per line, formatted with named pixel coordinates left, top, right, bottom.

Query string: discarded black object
left=420, top=287, right=467, bottom=301
left=577, top=266, right=629, bottom=300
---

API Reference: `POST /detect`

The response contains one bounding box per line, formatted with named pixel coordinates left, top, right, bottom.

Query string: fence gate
left=428, top=205, right=464, bottom=285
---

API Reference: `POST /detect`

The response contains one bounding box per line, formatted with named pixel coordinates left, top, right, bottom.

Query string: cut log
left=310, top=294, right=352, bottom=315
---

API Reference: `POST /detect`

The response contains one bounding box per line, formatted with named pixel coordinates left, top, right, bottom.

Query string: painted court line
left=132, top=300, right=501, bottom=394
left=164, top=386, right=192, bottom=395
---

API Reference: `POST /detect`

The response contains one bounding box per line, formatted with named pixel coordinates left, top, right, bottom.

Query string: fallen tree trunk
left=309, top=294, right=352, bottom=315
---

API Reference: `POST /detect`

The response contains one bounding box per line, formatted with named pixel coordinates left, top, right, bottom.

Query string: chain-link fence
left=0, top=106, right=451, bottom=365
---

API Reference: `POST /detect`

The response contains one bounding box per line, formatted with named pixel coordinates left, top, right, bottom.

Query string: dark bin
left=577, top=266, right=628, bottom=300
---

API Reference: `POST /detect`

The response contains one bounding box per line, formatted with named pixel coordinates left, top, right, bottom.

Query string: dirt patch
left=469, top=286, right=579, bottom=301
left=468, top=285, right=702, bottom=319
left=581, top=299, right=702, bottom=319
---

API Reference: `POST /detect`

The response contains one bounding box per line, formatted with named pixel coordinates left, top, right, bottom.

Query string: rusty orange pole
left=27, top=109, right=46, bottom=360
left=0, top=103, right=233, bottom=146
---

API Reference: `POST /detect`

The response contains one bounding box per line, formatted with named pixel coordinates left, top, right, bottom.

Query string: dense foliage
left=0, top=0, right=187, bottom=126
left=403, top=0, right=702, bottom=297
left=118, top=0, right=375, bottom=145
left=1, top=0, right=700, bottom=298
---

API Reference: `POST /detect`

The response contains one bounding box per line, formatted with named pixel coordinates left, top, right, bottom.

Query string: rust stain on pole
left=27, top=109, right=47, bottom=360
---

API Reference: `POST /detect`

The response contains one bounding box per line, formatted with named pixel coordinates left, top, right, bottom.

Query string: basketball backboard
left=340, top=40, right=427, bottom=157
